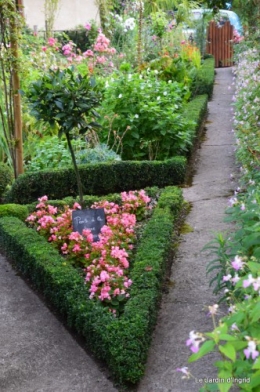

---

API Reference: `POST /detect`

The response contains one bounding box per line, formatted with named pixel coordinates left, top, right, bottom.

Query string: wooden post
left=11, top=1, right=23, bottom=176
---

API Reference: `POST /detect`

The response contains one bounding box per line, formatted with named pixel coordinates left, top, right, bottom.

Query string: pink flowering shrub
left=26, top=191, right=151, bottom=314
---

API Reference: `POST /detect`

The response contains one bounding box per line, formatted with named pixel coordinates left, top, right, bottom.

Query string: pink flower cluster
left=121, top=189, right=151, bottom=219
left=42, top=37, right=59, bottom=52
left=83, top=33, right=117, bottom=72
left=26, top=191, right=151, bottom=313
left=233, top=29, right=244, bottom=44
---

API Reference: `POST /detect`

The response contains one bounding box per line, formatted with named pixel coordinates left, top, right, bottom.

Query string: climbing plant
left=0, top=0, right=24, bottom=177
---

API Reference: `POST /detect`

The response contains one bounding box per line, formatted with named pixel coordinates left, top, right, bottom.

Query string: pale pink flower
left=186, top=331, right=205, bottom=353
left=243, top=274, right=255, bottom=288
left=231, top=255, right=245, bottom=271
left=223, top=274, right=232, bottom=282
left=244, top=340, right=259, bottom=360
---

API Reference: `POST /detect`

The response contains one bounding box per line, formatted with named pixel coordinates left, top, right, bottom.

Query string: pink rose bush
left=26, top=191, right=151, bottom=314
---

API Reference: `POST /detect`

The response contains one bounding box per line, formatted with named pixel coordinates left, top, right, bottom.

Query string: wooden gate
left=206, top=21, right=234, bottom=68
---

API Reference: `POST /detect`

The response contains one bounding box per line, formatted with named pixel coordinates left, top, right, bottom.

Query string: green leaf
left=250, top=302, right=260, bottom=323
left=252, top=358, right=260, bottom=370
left=251, top=370, right=260, bottom=389
left=219, top=342, right=236, bottom=362
left=218, top=334, right=237, bottom=342
left=248, top=261, right=260, bottom=273
left=188, top=340, right=215, bottom=363
left=218, top=370, right=233, bottom=392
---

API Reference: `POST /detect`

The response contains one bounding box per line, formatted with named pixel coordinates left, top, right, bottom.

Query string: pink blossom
left=113, top=288, right=120, bottom=296
left=68, top=232, right=82, bottom=241
left=48, top=37, right=57, bottom=46
left=47, top=205, right=58, bottom=215
left=38, top=196, right=48, bottom=202
left=243, top=274, right=255, bottom=288
left=72, top=244, right=81, bottom=253
left=231, top=255, right=245, bottom=271
left=42, top=46, right=47, bottom=52
left=96, top=56, right=107, bottom=64
left=223, top=274, right=232, bottom=282
left=186, top=331, right=205, bottom=353
left=83, top=49, right=94, bottom=57
left=100, top=270, right=109, bottom=282
left=244, top=340, right=259, bottom=360
left=176, top=367, right=190, bottom=377
left=85, top=23, right=91, bottom=31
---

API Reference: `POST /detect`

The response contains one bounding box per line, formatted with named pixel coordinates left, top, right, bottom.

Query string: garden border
left=0, top=186, right=183, bottom=385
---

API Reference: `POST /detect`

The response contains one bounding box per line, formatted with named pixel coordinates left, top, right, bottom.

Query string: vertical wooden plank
left=214, top=22, right=218, bottom=67
left=223, top=22, right=227, bottom=67
left=216, top=23, right=219, bottom=67
left=220, top=23, right=223, bottom=66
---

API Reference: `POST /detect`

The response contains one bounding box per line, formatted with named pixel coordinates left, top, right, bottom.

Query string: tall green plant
left=0, top=0, right=24, bottom=176
left=25, top=66, right=101, bottom=206
left=44, top=0, right=59, bottom=38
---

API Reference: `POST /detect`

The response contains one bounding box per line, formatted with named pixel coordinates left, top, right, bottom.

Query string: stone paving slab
left=0, top=254, right=117, bottom=392
left=136, top=68, right=238, bottom=392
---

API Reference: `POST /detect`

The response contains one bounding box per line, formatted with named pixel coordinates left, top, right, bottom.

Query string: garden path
left=0, top=67, right=237, bottom=392
left=136, top=67, right=238, bottom=392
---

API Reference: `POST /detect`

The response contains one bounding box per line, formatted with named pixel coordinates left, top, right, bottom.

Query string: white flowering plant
left=98, top=71, right=194, bottom=160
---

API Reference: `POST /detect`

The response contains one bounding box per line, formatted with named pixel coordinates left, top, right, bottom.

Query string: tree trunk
left=65, top=133, right=84, bottom=207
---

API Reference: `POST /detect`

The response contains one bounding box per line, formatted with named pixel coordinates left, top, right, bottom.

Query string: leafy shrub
left=76, top=143, right=121, bottom=164
left=99, top=72, right=194, bottom=160
left=190, top=57, right=215, bottom=98
left=25, top=137, right=120, bottom=172
left=0, top=163, right=13, bottom=199
left=0, top=204, right=29, bottom=220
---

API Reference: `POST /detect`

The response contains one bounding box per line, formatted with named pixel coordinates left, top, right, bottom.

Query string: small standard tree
left=26, top=66, right=101, bottom=206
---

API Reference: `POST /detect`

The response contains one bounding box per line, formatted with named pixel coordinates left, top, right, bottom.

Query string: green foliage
left=182, top=94, right=208, bottom=153
left=4, top=157, right=187, bottom=204
left=25, top=66, right=101, bottom=137
left=0, top=0, right=24, bottom=177
left=150, top=11, right=168, bottom=39
left=147, top=55, right=195, bottom=85
left=25, top=136, right=120, bottom=172
left=0, top=186, right=183, bottom=385
left=25, top=65, right=102, bottom=205
left=99, top=71, right=194, bottom=160
left=0, top=204, right=29, bottom=220
left=76, top=143, right=121, bottom=164
left=60, top=21, right=99, bottom=52
left=0, top=162, right=13, bottom=199
left=190, top=57, right=215, bottom=98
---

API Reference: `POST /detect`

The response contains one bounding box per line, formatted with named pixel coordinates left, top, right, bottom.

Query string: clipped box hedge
left=184, top=94, right=208, bottom=155
left=0, top=204, right=29, bottom=221
left=5, top=158, right=186, bottom=204
left=191, top=57, right=215, bottom=98
left=0, top=186, right=183, bottom=385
